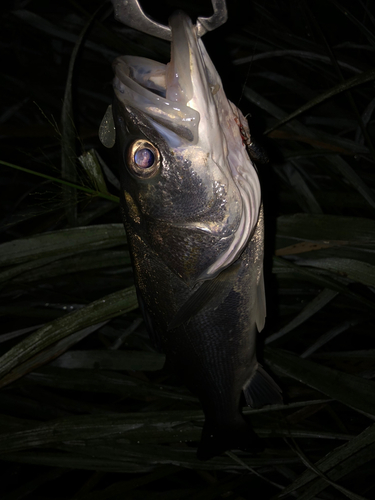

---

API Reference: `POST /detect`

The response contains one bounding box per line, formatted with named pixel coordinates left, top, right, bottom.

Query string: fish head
left=111, top=11, right=261, bottom=285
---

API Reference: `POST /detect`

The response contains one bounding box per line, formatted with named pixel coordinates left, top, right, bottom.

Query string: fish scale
left=101, top=1, right=283, bottom=459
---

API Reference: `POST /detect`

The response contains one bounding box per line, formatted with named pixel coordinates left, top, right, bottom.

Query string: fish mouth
left=113, top=13, right=201, bottom=147
left=112, top=11, right=224, bottom=148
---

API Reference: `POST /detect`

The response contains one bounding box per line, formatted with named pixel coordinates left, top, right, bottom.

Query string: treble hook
left=111, top=0, right=228, bottom=41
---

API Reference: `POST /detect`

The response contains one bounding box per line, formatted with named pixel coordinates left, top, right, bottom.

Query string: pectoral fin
left=255, top=267, right=266, bottom=332
left=168, top=262, right=241, bottom=331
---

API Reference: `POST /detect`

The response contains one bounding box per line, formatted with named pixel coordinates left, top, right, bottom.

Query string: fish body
left=109, top=11, right=282, bottom=459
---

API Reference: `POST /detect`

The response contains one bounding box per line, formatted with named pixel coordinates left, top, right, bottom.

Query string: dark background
left=0, top=1, right=374, bottom=498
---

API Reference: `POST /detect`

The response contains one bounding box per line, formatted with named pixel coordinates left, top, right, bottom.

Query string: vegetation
left=1, top=0, right=374, bottom=498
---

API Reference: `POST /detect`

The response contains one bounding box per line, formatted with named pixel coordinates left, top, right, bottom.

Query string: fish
left=101, top=8, right=282, bottom=460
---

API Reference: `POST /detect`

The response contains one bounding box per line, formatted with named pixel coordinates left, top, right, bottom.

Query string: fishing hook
left=111, top=0, right=228, bottom=41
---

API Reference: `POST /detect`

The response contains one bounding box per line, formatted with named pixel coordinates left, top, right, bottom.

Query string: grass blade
left=60, top=5, right=105, bottom=225
left=0, top=287, right=137, bottom=384
left=278, top=424, right=375, bottom=497
left=0, top=160, right=120, bottom=203
left=50, top=349, right=165, bottom=371
left=265, top=347, right=375, bottom=417
left=0, top=322, right=109, bottom=388
left=266, top=288, right=338, bottom=344
left=265, top=68, right=375, bottom=134
left=0, top=224, right=125, bottom=267
left=285, top=438, right=368, bottom=500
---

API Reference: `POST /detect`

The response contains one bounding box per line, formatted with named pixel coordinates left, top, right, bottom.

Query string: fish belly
left=128, top=212, right=269, bottom=459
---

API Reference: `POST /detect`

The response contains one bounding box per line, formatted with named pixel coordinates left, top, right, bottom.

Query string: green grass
left=1, top=0, right=374, bottom=498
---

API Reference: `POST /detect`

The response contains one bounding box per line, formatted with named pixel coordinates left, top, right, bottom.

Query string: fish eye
left=126, top=139, right=160, bottom=179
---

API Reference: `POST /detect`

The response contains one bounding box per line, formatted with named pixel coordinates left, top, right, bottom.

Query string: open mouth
left=113, top=53, right=200, bottom=146
left=112, top=11, right=222, bottom=147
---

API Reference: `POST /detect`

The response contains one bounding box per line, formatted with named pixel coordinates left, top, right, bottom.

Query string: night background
left=0, top=0, right=375, bottom=498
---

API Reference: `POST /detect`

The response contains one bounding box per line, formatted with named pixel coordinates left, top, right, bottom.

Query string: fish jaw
left=112, top=10, right=261, bottom=284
